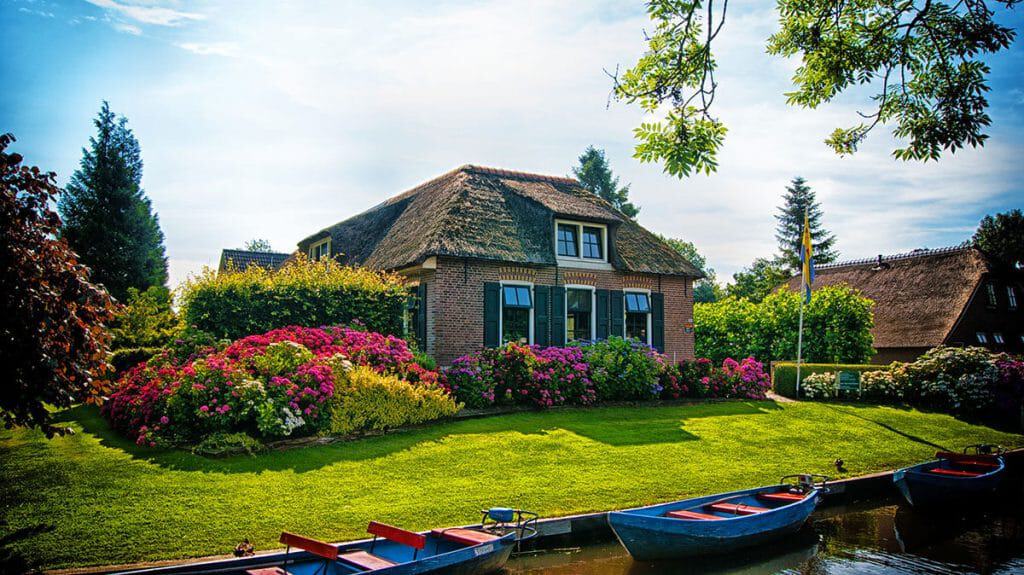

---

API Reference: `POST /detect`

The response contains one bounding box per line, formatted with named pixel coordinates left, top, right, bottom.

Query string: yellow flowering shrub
left=330, top=365, right=460, bottom=436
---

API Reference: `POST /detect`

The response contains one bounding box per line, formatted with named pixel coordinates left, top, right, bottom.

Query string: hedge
left=330, top=365, right=460, bottom=435
left=109, top=346, right=161, bottom=375
left=772, top=362, right=887, bottom=398
left=179, top=256, right=407, bottom=340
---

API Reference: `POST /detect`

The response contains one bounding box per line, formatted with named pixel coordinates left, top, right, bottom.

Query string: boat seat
left=431, top=528, right=501, bottom=546
left=246, top=568, right=289, bottom=575
left=935, top=452, right=1000, bottom=467
left=338, top=551, right=398, bottom=571
left=757, top=492, right=805, bottom=503
left=706, top=502, right=770, bottom=516
left=928, top=467, right=982, bottom=477
left=665, top=509, right=722, bottom=521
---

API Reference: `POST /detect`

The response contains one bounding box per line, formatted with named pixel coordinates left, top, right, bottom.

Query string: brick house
left=297, top=165, right=704, bottom=365
left=785, top=245, right=1024, bottom=363
left=218, top=249, right=290, bottom=272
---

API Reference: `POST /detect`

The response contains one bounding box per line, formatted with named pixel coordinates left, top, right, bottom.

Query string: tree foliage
left=1, top=134, right=115, bottom=433
left=614, top=0, right=1018, bottom=177
left=658, top=235, right=722, bottom=302
left=726, top=257, right=791, bottom=303
left=243, top=238, right=274, bottom=252
left=775, top=176, right=838, bottom=271
left=571, top=146, right=639, bottom=218
left=109, top=286, right=180, bottom=350
left=695, top=285, right=875, bottom=364
left=972, top=209, right=1024, bottom=270
left=60, top=102, right=168, bottom=302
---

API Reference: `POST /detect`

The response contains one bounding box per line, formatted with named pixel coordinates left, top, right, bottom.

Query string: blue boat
left=607, top=475, right=826, bottom=560
left=893, top=445, right=1006, bottom=508
left=113, top=509, right=536, bottom=575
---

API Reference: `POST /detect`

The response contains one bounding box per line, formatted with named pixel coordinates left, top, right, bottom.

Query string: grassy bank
left=1, top=401, right=1020, bottom=570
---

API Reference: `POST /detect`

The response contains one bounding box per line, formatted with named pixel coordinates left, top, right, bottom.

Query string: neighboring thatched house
left=218, top=249, right=290, bottom=272
left=785, top=245, right=1024, bottom=363
left=296, top=165, right=704, bottom=364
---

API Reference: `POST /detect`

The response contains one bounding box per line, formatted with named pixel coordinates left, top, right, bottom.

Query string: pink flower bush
left=103, top=325, right=444, bottom=446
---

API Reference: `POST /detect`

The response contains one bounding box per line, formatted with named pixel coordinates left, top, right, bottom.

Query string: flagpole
left=796, top=274, right=805, bottom=397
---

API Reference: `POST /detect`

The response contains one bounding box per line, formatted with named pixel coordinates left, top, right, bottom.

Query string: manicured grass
left=1, top=402, right=1020, bottom=570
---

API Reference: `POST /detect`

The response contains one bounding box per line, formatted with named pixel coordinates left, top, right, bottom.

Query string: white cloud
left=113, top=22, right=142, bottom=35
left=177, top=42, right=240, bottom=57
left=86, top=0, right=204, bottom=27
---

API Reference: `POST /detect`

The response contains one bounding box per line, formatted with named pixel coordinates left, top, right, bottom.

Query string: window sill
left=556, top=258, right=614, bottom=271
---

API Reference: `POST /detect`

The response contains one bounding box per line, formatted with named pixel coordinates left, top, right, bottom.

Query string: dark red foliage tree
left=0, top=133, right=115, bottom=434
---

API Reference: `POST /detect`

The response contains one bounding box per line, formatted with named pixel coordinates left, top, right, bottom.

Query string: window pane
left=567, top=310, right=591, bottom=341
left=567, top=288, right=591, bottom=312
left=503, top=307, right=530, bottom=344
left=1009, top=287, right=1018, bottom=308
left=626, top=312, right=648, bottom=343
left=625, top=293, right=637, bottom=312
left=503, top=286, right=532, bottom=309
left=976, top=332, right=988, bottom=343
left=625, top=293, right=650, bottom=313
left=557, top=224, right=578, bottom=257
left=994, top=332, right=1004, bottom=344
left=516, top=287, right=532, bottom=308
left=986, top=283, right=997, bottom=306
left=503, top=286, right=518, bottom=307
left=582, top=227, right=603, bottom=259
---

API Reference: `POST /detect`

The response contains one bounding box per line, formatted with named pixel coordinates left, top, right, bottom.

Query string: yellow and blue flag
left=800, top=209, right=814, bottom=303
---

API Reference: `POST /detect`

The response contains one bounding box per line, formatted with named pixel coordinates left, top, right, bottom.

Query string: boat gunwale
left=897, top=456, right=1006, bottom=481
left=608, top=485, right=819, bottom=523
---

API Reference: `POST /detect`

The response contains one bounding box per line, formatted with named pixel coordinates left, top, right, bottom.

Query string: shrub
left=582, top=337, right=664, bottom=400
left=109, top=286, right=180, bottom=350
left=800, top=372, right=837, bottom=400
left=671, top=358, right=715, bottom=398
left=710, top=357, right=772, bottom=399
left=445, top=354, right=495, bottom=409
left=527, top=346, right=596, bottom=407
left=772, top=362, right=887, bottom=398
left=330, top=365, right=460, bottom=435
left=993, top=355, right=1024, bottom=421
left=109, top=347, right=161, bottom=374
left=860, top=365, right=907, bottom=402
left=192, top=432, right=264, bottom=457
left=179, top=255, right=406, bottom=340
left=696, top=285, right=875, bottom=365
left=905, top=346, right=998, bottom=414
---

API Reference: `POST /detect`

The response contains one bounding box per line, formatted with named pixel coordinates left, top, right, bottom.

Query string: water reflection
left=506, top=486, right=1024, bottom=575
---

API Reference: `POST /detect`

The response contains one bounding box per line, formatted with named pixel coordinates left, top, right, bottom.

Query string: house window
left=309, top=238, right=331, bottom=261
left=624, top=291, right=651, bottom=344
left=976, top=332, right=988, bottom=344
left=1009, top=286, right=1018, bottom=309
left=566, top=288, right=593, bottom=342
left=555, top=220, right=608, bottom=263
left=986, top=283, right=997, bottom=306
left=556, top=224, right=578, bottom=258
left=501, top=284, right=532, bottom=344
left=582, top=226, right=604, bottom=260
left=993, top=332, right=1005, bottom=344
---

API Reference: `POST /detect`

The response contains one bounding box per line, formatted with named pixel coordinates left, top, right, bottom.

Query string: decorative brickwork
left=498, top=266, right=536, bottom=283
left=561, top=271, right=597, bottom=286
left=622, top=275, right=655, bottom=290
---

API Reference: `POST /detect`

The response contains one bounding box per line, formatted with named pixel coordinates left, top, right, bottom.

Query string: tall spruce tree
left=572, top=146, right=639, bottom=218
left=774, top=177, right=838, bottom=272
left=60, top=102, right=167, bottom=302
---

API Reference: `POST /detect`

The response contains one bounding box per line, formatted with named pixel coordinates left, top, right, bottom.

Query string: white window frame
left=555, top=220, right=609, bottom=265
left=309, top=238, right=331, bottom=261
left=1008, top=286, right=1018, bottom=309
left=623, top=288, right=653, bottom=346
left=564, top=284, right=596, bottom=342
left=986, top=283, right=997, bottom=306
left=976, top=332, right=988, bottom=344
left=993, top=332, right=1005, bottom=344
left=499, top=280, right=534, bottom=345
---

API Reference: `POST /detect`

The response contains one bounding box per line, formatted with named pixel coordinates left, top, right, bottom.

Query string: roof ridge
left=816, top=243, right=972, bottom=270
left=461, top=164, right=579, bottom=186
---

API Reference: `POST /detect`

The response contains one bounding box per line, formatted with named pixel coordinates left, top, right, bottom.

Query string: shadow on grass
left=0, top=522, right=53, bottom=575
left=52, top=401, right=782, bottom=475
left=822, top=403, right=950, bottom=452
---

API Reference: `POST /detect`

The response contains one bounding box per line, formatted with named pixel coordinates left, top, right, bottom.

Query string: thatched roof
left=219, top=249, right=290, bottom=272
left=784, top=245, right=990, bottom=348
left=298, top=165, right=704, bottom=277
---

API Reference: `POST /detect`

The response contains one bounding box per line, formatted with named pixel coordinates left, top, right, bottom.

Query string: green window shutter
left=609, top=290, right=624, bottom=337
left=534, top=285, right=550, bottom=347
left=596, top=289, right=610, bottom=340
left=652, top=292, right=665, bottom=352
left=551, top=286, right=566, bottom=347
left=484, top=282, right=500, bottom=348
left=416, top=283, right=427, bottom=347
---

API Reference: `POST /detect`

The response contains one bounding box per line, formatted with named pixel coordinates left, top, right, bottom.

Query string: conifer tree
left=572, top=146, right=639, bottom=218
left=60, top=102, right=167, bottom=301
left=775, top=177, right=837, bottom=272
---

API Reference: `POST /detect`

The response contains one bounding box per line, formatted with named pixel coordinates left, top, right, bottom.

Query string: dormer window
left=309, top=238, right=331, bottom=261
left=555, top=220, right=607, bottom=263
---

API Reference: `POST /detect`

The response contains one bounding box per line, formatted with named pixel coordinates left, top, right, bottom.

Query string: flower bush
left=329, top=365, right=460, bottom=435
left=800, top=372, right=837, bottom=400
left=102, top=325, right=447, bottom=447
left=712, top=357, right=772, bottom=399
left=904, top=346, right=999, bottom=414
left=860, top=365, right=907, bottom=402
left=583, top=337, right=664, bottom=400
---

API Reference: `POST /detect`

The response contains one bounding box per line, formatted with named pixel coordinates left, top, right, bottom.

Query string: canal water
left=505, top=490, right=1024, bottom=574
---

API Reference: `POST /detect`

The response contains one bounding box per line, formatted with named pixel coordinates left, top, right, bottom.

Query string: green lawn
left=1, top=401, right=1020, bottom=571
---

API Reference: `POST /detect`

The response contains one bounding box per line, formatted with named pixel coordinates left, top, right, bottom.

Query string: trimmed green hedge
left=179, top=256, right=407, bottom=340
left=109, top=346, right=161, bottom=374
left=772, top=362, right=887, bottom=398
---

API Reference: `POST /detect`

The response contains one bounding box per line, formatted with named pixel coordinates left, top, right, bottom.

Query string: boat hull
left=607, top=485, right=819, bottom=561
left=893, top=459, right=1004, bottom=508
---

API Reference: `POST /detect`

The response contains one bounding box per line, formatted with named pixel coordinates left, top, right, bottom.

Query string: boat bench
left=706, top=502, right=770, bottom=516
left=935, top=452, right=1000, bottom=468
left=665, top=509, right=722, bottom=521
left=756, top=492, right=806, bottom=503
left=246, top=532, right=339, bottom=575
left=927, top=467, right=983, bottom=478
left=431, top=527, right=501, bottom=546
left=337, top=521, right=426, bottom=571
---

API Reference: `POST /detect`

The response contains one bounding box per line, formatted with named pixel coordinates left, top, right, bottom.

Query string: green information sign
left=837, top=371, right=861, bottom=394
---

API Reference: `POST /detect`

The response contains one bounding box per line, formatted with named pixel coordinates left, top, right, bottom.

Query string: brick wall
left=427, top=257, right=695, bottom=365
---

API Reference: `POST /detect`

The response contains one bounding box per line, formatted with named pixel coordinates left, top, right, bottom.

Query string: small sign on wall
left=836, top=371, right=861, bottom=395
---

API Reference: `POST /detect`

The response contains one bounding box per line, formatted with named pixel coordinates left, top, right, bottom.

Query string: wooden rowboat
left=113, top=509, right=536, bottom=575
left=893, top=446, right=1006, bottom=508
left=607, top=475, right=825, bottom=560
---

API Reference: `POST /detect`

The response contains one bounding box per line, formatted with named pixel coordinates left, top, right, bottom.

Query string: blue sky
left=3, top=0, right=1023, bottom=288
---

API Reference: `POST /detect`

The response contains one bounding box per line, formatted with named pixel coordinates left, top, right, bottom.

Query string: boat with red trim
left=893, top=445, right=1006, bottom=508
left=606, top=475, right=826, bottom=560
left=112, top=508, right=536, bottom=575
